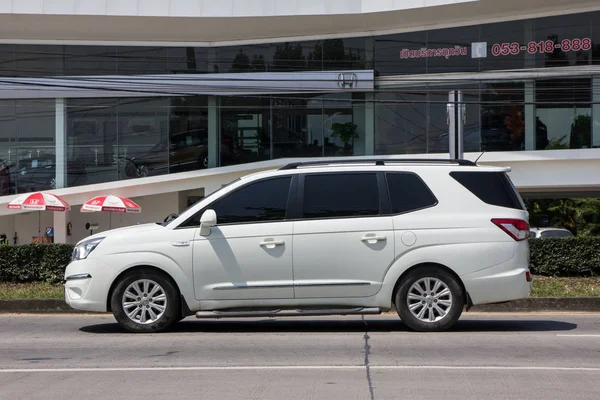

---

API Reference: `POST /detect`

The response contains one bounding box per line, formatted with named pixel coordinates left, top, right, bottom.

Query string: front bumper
left=63, top=258, right=115, bottom=312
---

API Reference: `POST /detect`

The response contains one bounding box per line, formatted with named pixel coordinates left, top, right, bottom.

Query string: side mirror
left=199, top=209, right=217, bottom=236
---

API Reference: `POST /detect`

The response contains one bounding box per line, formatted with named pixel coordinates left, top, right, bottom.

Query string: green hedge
left=0, top=238, right=598, bottom=284
left=529, top=237, right=600, bottom=277
left=0, top=243, right=74, bottom=284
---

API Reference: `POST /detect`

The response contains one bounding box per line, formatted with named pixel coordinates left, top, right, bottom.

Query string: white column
left=525, top=82, right=536, bottom=150
left=53, top=210, right=70, bottom=244
left=208, top=96, right=219, bottom=168
left=593, top=77, right=600, bottom=148
left=55, top=98, right=67, bottom=188
left=364, top=93, right=375, bottom=155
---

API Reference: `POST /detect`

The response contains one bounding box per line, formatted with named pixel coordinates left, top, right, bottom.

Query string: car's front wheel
left=395, top=267, right=464, bottom=332
left=110, top=270, right=181, bottom=333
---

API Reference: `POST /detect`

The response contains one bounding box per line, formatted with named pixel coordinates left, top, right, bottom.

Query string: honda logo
left=337, top=73, right=357, bottom=89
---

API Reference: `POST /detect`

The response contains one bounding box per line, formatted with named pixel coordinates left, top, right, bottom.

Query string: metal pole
left=448, top=91, right=456, bottom=159
left=448, top=90, right=464, bottom=160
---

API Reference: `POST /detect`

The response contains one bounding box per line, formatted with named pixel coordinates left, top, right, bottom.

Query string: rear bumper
left=462, top=261, right=532, bottom=306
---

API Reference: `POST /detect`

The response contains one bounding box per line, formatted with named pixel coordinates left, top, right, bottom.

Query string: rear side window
left=303, top=173, right=379, bottom=219
left=386, top=172, right=437, bottom=214
left=450, top=171, right=524, bottom=210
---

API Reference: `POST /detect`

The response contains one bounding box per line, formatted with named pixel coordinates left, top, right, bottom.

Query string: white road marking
left=1, top=365, right=600, bottom=373
left=556, top=334, right=600, bottom=337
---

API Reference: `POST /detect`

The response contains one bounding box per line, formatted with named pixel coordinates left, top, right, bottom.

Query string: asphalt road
left=1, top=313, right=600, bottom=400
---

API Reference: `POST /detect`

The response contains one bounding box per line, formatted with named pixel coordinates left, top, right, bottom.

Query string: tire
left=395, top=267, right=464, bottom=332
left=110, top=269, right=181, bottom=333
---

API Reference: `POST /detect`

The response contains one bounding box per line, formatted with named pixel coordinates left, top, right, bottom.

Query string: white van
left=64, top=158, right=532, bottom=333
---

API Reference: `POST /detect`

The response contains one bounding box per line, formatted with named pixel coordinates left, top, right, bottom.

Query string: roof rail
left=278, top=158, right=476, bottom=170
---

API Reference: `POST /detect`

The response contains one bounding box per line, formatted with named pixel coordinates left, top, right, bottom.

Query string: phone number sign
left=400, top=38, right=593, bottom=60
left=491, top=38, right=592, bottom=56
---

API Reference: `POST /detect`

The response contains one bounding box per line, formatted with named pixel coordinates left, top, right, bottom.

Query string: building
left=0, top=0, right=599, bottom=245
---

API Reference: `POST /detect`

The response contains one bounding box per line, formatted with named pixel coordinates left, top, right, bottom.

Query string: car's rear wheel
left=395, top=267, right=464, bottom=332
left=110, top=270, right=180, bottom=333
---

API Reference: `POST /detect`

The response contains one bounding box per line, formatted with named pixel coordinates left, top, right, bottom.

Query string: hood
left=77, top=223, right=164, bottom=244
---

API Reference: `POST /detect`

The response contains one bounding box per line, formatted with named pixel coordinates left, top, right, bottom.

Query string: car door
left=191, top=176, right=296, bottom=301
left=292, top=172, right=395, bottom=299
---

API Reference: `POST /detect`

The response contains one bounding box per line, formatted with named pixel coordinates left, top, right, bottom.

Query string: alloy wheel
left=406, top=277, right=453, bottom=323
left=121, top=279, right=168, bottom=325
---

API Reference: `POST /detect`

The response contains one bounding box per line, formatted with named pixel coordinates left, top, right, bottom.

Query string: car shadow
left=79, top=317, right=578, bottom=334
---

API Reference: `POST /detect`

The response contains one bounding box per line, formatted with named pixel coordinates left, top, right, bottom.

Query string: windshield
left=163, top=178, right=241, bottom=228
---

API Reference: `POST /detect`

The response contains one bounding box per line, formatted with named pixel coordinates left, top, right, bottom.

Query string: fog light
left=67, top=287, right=83, bottom=300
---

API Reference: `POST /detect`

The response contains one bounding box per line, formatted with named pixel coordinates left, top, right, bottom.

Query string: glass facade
left=66, top=97, right=208, bottom=185
left=0, top=100, right=55, bottom=195
left=0, top=10, right=599, bottom=195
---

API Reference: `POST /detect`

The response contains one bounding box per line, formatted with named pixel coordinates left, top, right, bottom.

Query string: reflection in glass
left=374, top=32, right=427, bottom=76
left=15, top=45, right=63, bottom=77
left=67, top=97, right=209, bottom=187
left=219, top=94, right=364, bottom=166
left=169, top=97, right=209, bottom=171
left=64, top=46, right=117, bottom=75
left=116, top=98, right=170, bottom=179
left=533, top=14, right=593, bottom=69
left=15, top=101, right=57, bottom=192
left=480, top=82, right=526, bottom=151
left=535, top=79, right=592, bottom=149
left=219, top=96, right=268, bottom=166
left=375, top=91, right=427, bottom=154
left=215, top=38, right=371, bottom=73
left=0, top=101, right=16, bottom=195
left=0, top=100, right=57, bottom=195
left=67, top=99, right=119, bottom=186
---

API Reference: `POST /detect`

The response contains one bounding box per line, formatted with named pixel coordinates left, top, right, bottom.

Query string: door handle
left=171, top=241, right=190, bottom=247
left=259, top=239, right=285, bottom=249
left=361, top=235, right=387, bottom=244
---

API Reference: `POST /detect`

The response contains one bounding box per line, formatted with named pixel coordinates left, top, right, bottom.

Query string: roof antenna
left=474, top=151, right=485, bottom=164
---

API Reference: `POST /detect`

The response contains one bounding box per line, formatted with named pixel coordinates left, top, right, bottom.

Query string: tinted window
left=303, top=173, right=379, bottom=219
left=386, top=173, right=437, bottom=214
left=450, top=171, right=524, bottom=210
left=180, top=177, right=291, bottom=227
left=210, top=177, right=291, bottom=225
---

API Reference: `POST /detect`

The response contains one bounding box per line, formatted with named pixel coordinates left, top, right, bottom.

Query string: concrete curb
left=0, top=299, right=87, bottom=314
left=470, top=297, right=600, bottom=312
left=1, top=297, right=600, bottom=314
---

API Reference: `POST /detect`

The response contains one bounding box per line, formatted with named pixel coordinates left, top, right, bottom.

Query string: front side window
left=302, top=173, right=380, bottom=219
left=206, top=177, right=291, bottom=225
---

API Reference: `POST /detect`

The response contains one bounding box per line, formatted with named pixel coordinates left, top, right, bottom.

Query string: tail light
left=491, top=218, right=530, bottom=241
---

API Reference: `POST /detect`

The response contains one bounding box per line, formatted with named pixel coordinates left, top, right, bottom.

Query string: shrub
left=0, top=243, right=74, bottom=284
left=0, top=238, right=599, bottom=284
left=529, top=237, right=600, bottom=277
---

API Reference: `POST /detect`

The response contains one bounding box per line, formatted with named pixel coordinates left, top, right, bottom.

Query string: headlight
left=72, top=237, right=105, bottom=261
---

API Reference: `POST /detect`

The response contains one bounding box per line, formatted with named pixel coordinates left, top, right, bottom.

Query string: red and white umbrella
left=8, top=192, right=70, bottom=211
left=81, top=195, right=141, bottom=213
left=7, top=192, right=70, bottom=241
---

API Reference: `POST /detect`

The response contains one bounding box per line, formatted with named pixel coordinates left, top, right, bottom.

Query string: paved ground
left=1, top=313, right=600, bottom=400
